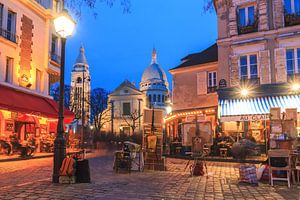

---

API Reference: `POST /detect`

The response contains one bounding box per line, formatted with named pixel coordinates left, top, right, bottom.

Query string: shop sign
left=221, top=114, right=270, bottom=122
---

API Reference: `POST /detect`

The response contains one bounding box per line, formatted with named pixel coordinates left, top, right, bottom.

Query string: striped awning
left=219, top=95, right=300, bottom=117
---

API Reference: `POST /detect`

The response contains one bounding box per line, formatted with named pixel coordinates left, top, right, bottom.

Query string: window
left=123, top=90, right=129, bottom=93
left=148, top=94, right=152, bottom=102
left=5, top=57, right=13, bottom=83
left=0, top=4, right=3, bottom=28
left=153, top=94, right=156, bottom=102
left=286, top=48, right=300, bottom=75
left=51, top=34, right=57, bottom=54
left=157, top=94, right=161, bottom=102
left=162, top=95, right=165, bottom=103
left=284, top=0, right=300, bottom=14
left=238, top=6, right=255, bottom=27
left=239, top=54, right=258, bottom=80
left=77, top=77, right=82, bottom=83
left=123, top=102, right=131, bottom=116
left=7, top=11, right=16, bottom=42
left=36, top=69, right=42, bottom=92
left=208, top=71, right=217, bottom=93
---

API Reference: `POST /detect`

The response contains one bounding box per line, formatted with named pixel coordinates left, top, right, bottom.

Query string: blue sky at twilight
left=64, top=0, right=217, bottom=91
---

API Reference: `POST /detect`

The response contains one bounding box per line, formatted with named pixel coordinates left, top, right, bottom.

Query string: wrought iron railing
left=284, top=13, right=300, bottom=27
left=287, top=73, right=300, bottom=82
left=50, top=52, right=61, bottom=65
left=237, top=18, right=258, bottom=35
left=207, top=86, right=217, bottom=93
left=0, top=27, right=18, bottom=43
left=240, top=77, right=260, bottom=85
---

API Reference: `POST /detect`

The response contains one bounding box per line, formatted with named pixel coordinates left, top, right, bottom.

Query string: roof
left=112, top=79, right=141, bottom=93
left=74, top=46, right=88, bottom=66
left=170, top=43, right=218, bottom=71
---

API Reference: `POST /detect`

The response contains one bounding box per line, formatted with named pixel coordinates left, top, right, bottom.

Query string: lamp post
left=52, top=9, right=75, bottom=183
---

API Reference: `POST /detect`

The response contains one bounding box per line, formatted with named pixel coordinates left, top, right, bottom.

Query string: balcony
left=0, top=27, right=18, bottom=43
left=287, top=73, right=300, bottom=82
left=207, top=86, right=217, bottom=93
left=284, top=13, right=300, bottom=27
left=240, top=77, right=260, bottom=86
left=238, top=18, right=258, bottom=35
left=50, top=52, right=61, bottom=66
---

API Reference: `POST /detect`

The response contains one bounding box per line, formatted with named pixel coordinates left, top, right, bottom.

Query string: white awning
left=219, top=95, right=300, bottom=122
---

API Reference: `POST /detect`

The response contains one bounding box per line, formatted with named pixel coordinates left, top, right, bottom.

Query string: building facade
left=70, top=46, right=91, bottom=126
left=165, top=44, right=218, bottom=148
left=103, top=80, right=146, bottom=135
left=140, top=49, right=170, bottom=110
left=215, top=0, right=300, bottom=148
left=0, top=0, right=74, bottom=152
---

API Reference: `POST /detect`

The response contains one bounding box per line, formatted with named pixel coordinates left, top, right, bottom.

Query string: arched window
left=162, top=95, right=165, bottom=103
left=76, top=77, right=82, bottom=83
left=158, top=94, right=161, bottom=102
left=153, top=94, right=156, bottom=102
left=148, top=94, right=152, bottom=102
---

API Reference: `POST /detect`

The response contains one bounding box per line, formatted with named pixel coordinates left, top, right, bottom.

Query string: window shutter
left=229, top=5, right=238, bottom=36
left=259, top=50, right=271, bottom=84
left=230, top=55, right=239, bottom=87
left=274, top=48, right=287, bottom=83
left=197, top=71, right=207, bottom=95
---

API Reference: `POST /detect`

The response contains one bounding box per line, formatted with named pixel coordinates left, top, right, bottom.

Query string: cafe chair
left=268, top=149, right=292, bottom=188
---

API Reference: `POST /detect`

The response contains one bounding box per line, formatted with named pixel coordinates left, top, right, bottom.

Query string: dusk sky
left=64, top=0, right=217, bottom=91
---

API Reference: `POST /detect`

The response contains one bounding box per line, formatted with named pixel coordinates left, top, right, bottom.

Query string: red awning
left=0, top=84, right=74, bottom=120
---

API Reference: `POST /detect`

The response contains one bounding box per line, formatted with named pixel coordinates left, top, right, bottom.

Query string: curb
left=0, top=150, right=92, bottom=163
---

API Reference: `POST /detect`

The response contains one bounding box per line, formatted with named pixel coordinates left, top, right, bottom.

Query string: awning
left=0, top=84, right=74, bottom=120
left=219, top=95, right=300, bottom=122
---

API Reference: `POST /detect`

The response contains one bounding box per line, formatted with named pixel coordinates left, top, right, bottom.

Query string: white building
left=70, top=46, right=91, bottom=126
left=140, top=49, right=170, bottom=110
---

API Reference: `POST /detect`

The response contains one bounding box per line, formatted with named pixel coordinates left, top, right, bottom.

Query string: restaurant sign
left=221, top=114, right=270, bottom=122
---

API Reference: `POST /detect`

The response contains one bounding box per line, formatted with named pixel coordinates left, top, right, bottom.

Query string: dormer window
left=237, top=5, right=257, bottom=34
left=284, top=0, right=300, bottom=26
left=124, top=90, right=129, bottom=93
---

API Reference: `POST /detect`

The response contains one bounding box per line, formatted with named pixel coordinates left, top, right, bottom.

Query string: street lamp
left=240, top=88, right=249, bottom=97
left=291, top=83, right=300, bottom=92
left=52, top=9, right=75, bottom=183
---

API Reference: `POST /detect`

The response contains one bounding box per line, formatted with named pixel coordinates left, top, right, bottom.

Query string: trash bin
left=75, top=159, right=91, bottom=183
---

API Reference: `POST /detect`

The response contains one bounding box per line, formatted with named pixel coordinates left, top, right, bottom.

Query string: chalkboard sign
left=219, top=79, right=227, bottom=88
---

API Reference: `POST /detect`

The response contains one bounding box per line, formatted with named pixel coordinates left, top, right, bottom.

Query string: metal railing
left=207, top=86, right=217, bottom=93
left=50, top=52, right=61, bottom=65
left=284, top=12, right=300, bottom=27
left=0, top=27, right=18, bottom=43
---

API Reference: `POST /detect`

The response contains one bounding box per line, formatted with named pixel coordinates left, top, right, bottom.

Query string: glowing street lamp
left=241, top=88, right=249, bottom=97
left=52, top=9, right=76, bottom=183
left=291, top=83, right=300, bottom=92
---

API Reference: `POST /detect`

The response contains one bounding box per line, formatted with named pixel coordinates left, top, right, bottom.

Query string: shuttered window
left=197, top=71, right=207, bottom=95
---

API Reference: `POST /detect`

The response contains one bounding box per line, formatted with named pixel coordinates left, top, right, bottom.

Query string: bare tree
left=64, top=0, right=131, bottom=18
left=50, top=83, right=72, bottom=108
left=122, top=109, right=143, bottom=135
left=89, top=88, right=110, bottom=132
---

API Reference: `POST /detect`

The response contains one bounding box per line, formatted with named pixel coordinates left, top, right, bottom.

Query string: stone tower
left=70, top=46, right=91, bottom=126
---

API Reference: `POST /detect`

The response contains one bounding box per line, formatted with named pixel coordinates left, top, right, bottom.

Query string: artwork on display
left=251, top=130, right=264, bottom=143
left=250, top=121, right=261, bottom=130
left=183, top=124, right=196, bottom=146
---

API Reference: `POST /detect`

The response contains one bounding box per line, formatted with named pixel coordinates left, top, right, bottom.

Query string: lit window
left=36, top=69, right=42, bottom=92
left=239, top=54, right=258, bottom=80
left=286, top=48, right=300, bottom=75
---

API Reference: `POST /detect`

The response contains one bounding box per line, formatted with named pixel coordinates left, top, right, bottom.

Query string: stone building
left=103, top=80, right=146, bottom=135
left=214, top=0, right=300, bottom=146
left=70, top=46, right=91, bottom=126
left=0, top=0, right=73, bottom=151
left=165, top=44, right=218, bottom=149
left=140, top=49, right=170, bottom=110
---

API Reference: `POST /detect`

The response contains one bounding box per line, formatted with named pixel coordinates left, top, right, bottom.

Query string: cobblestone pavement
left=0, top=152, right=299, bottom=200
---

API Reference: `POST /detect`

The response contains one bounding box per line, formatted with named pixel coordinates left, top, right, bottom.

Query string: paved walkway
left=0, top=152, right=299, bottom=200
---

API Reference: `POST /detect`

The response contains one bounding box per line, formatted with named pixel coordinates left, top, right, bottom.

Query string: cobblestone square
left=0, top=153, right=299, bottom=200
